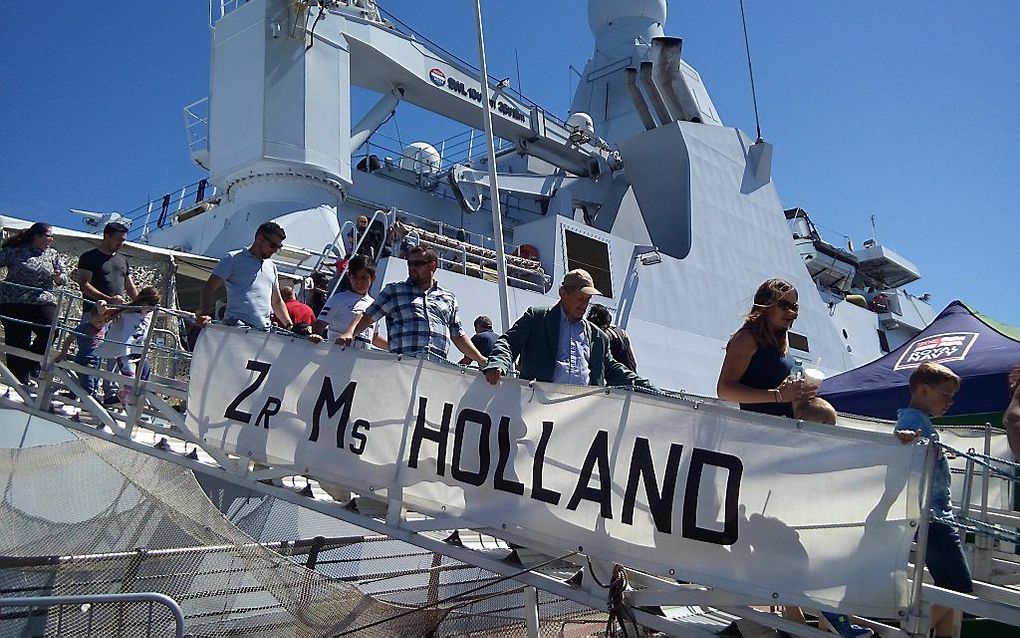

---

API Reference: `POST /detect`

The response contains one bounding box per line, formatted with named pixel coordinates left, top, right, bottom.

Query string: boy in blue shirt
left=895, top=362, right=972, bottom=638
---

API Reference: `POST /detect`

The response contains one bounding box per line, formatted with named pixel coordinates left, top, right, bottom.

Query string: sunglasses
left=260, top=235, right=284, bottom=250
left=776, top=300, right=799, bottom=312
left=407, top=259, right=434, bottom=267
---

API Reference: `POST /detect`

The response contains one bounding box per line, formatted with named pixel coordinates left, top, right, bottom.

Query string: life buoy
left=514, top=243, right=539, bottom=261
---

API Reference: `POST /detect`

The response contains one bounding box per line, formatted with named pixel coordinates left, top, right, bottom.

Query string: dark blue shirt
left=471, top=330, right=498, bottom=358
left=738, top=343, right=795, bottom=417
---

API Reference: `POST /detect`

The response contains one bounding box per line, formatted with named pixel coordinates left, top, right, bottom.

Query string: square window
left=564, top=230, right=612, bottom=298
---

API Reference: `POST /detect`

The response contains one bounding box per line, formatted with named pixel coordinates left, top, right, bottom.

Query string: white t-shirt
left=318, top=290, right=375, bottom=346
left=94, top=310, right=152, bottom=359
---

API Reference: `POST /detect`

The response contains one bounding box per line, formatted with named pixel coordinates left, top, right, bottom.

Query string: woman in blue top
left=717, top=278, right=813, bottom=417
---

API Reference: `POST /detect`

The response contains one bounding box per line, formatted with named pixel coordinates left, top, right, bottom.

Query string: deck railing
left=0, top=592, right=185, bottom=638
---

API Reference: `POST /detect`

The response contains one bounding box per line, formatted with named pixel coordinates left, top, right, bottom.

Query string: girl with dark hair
left=93, top=286, right=161, bottom=405
left=0, top=222, right=66, bottom=383
left=716, top=278, right=813, bottom=417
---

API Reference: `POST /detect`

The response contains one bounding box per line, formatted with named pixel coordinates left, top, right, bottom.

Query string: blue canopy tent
left=821, top=301, right=1020, bottom=423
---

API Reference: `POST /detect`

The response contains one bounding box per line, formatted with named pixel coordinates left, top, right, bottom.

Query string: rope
left=332, top=550, right=577, bottom=635
left=931, top=512, right=1020, bottom=545
left=605, top=565, right=641, bottom=638
left=738, top=0, right=764, bottom=142
left=935, top=440, right=1020, bottom=480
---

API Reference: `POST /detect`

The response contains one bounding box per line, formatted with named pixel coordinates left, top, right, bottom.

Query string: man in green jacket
left=483, top=269, right=653, bottom=389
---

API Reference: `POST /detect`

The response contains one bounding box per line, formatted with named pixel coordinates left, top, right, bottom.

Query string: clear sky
left=1, top=2, right=1017, bottom=324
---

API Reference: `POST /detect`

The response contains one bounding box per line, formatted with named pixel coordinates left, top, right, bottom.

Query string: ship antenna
left=738, top=0, right=764, bottom=143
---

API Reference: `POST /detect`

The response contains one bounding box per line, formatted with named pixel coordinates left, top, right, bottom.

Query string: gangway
left=2, top=290, right=1020, bottom=636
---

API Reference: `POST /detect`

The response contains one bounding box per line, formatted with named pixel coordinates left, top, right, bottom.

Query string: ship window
left=564, top=229, right=612, bottom=298
left=789, top=332, right=810, bottom=352
left=878, top=330, right=891, bottom=354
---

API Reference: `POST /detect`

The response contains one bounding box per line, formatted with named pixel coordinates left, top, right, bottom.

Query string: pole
left=472, top=0, right=511, bottom=333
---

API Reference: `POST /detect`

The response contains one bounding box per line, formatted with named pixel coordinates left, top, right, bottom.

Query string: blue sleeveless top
left=738, top=342, right=795, bottom=417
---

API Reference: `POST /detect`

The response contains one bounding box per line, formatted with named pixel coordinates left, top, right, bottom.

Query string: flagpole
left=472, top=0, right=511, bottom=333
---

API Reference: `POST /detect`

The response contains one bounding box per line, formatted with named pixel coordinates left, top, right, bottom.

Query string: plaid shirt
left=365, top=278, right=463, bottom=357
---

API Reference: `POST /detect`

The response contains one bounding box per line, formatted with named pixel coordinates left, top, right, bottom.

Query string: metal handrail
left=0, top=592, right=185, bottom=638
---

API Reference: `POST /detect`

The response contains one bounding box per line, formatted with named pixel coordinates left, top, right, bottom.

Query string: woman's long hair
left=2, top=222, right=51, bottom=248
left=1009, top=365, right=1020, bottom=397
left=107, top=286, right=161, bottom=320
left=735, top=278, right=796, bottom=354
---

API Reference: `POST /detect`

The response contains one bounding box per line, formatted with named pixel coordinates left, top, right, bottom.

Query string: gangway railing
left=0, top=592, right=185, bottom=638
left=4, top=284, right=1020, bottom=637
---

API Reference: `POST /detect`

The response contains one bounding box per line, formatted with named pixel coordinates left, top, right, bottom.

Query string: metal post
left=472, top=0, right=511, bottom=333
left=35, top=289, right=68, bottom=411
left=124, top=306, right=160, bottom=436
left=524, top=585, right=540, bottom=638
left=906, top=442, right=938, bottom=637
left=142, top=200, right=154, bottom=241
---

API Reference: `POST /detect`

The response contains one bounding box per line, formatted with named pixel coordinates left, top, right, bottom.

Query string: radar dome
left=588, top=0, right=667, bottom=36
left=399, top=142, right=441, bottom=175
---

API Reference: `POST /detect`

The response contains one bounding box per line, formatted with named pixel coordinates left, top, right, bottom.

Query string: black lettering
left=682, top=449, right=743, bottom=545
left=408, top=397, right=452, bottom=476
left=494, top=416, right=525, bottom=495
left=254, top=396, right=281, bottom=429
left=531, top=421, right=561, bottom=505
left=349, top=419, right=370, bottom=455
left=224, top=360, right=272, bottom=424
left=451, top=409, right=491, bottom=486
left=622, top=438, right=683, bottom=533
left=309, top=377, right=357, bottom=447
left=566, top=430, right=613, bottom=519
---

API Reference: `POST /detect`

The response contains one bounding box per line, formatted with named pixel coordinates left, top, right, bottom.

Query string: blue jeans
left=72, top=352, right=99, bottom=397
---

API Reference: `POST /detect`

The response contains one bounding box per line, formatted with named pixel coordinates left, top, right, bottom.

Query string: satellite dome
left=588, top=0, right=667, bottom=36
left=399, top=142, right=441, bottom=174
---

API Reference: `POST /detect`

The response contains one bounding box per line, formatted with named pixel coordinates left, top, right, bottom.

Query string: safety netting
left=0, top=435, right=607, bottom=636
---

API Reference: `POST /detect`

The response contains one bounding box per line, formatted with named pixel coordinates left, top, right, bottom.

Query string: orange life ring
left=514, top=243, right=539, bottom=261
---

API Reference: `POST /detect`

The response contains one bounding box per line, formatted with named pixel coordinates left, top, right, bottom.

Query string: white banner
left=187, top=326, right=928, bottom=616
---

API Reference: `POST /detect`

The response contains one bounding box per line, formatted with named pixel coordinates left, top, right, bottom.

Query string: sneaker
left=153, top=438, right=172, bottom=452
left=822, top=611, right=873, bottom=638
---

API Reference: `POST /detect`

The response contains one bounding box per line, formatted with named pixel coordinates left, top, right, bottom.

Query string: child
left=93, top=287, right=160, bottom=406
left=791, top=398, right=874, bottom=638
left=895, top=362, right=972, bottom=638
left=315, top=255, right=387, bottom=349
left=793, top=396, right=838, bottom=425
left=54, top=300, right=111, bottom=398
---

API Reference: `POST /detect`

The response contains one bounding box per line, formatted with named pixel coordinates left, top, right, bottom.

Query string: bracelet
left=771, top=388, right=782, bottom=403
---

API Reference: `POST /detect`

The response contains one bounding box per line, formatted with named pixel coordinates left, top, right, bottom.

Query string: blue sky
left=1, top=2, right=1017, bottom=325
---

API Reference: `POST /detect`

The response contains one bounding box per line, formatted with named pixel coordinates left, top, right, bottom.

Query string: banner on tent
left=186, top=325, right=928, bottom=616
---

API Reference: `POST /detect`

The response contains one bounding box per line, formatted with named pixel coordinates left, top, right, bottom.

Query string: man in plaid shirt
left=338, top=246, right=487, bottom=364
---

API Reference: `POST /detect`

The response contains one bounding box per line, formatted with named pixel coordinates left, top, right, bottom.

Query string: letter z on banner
left=187, top=326, right=928, bottom=617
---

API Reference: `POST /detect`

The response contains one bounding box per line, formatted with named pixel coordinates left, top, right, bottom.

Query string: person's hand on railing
left=195, top=314, right=212, bottom=328
left=334, top=330, right=355, bottom=348
left=484, top=368, right=503, bottom=386
left=306, top=333, right=325, bottom=344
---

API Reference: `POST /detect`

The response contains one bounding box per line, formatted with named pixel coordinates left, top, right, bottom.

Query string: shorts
left=925, top=518, right=974, bottom=593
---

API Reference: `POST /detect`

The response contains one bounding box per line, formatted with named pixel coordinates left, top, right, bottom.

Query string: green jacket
left=484, top=304, right=653, bottom=389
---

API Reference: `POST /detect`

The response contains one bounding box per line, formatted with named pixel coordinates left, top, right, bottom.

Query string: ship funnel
left=650, top=37, right=702, bottom=123
left=624, top=67, right=657, bottom=131
left=638, top=61, right=672, bottom=126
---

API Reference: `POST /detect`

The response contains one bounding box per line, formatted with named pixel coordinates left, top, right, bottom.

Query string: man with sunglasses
left=338, top=246, right=486, bottom=365
left=198, top=222, right=292, bottom=330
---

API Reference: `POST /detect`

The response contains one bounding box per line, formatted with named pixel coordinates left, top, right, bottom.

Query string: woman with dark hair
left=716, top=278, right=813, bottom=417
left=587, top=303, right=638, bottom=372
left=0, top=222, right=66, bottom=383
